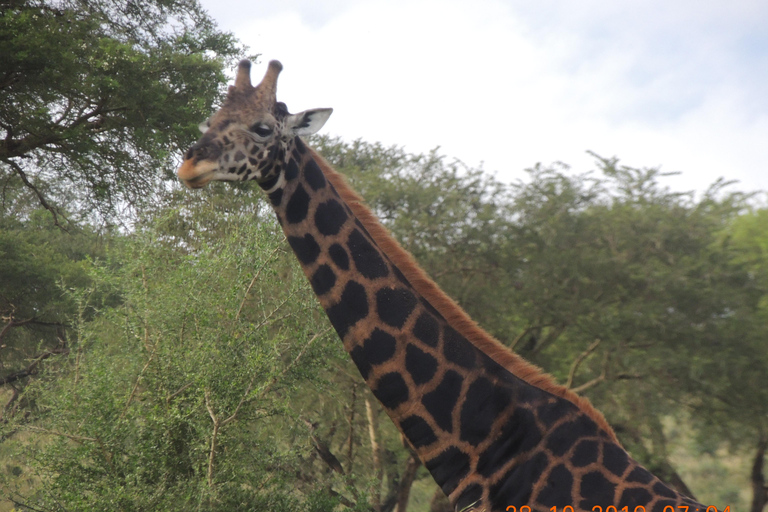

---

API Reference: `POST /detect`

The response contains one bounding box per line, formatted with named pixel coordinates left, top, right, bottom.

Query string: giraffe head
left=178, top=60, right=332, bottom=189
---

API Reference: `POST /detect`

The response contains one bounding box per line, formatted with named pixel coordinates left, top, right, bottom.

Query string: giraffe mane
left=310, top=147, right=621, bottom=445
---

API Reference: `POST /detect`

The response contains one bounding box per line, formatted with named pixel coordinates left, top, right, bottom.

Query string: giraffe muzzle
left=177, top=158, right=217, bottom=189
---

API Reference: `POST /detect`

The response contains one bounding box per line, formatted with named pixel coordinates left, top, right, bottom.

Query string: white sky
left=198, top=0, right=768, bottom=196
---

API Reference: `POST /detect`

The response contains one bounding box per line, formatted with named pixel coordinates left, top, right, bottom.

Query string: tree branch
left=0, top=344, right=69, bottom=385
left=235, top=242, right=283, bottom=322
left=395, top=453, right=421, bottom=512
left=366, top=397, right=383, bottom=511
left=3, top=159, right=68, bottom=229
left=751, top=434, right=768, bottom=512
left=566, top=338, right=601, bottom=389
left=570, top=350, right=609, bottom=394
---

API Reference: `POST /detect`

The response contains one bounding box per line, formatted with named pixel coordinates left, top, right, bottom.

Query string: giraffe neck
left=265, top=138, right=709, bottom=512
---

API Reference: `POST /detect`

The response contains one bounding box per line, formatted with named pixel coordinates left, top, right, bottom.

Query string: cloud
left=200, top=0, right=768, bottom=194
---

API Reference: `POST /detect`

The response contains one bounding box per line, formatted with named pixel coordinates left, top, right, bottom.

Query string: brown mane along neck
left=308, top=147, right=619, bottom=446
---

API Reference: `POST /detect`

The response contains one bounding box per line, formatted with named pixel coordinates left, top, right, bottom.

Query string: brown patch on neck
left=307, top=146, right=620, bottom=445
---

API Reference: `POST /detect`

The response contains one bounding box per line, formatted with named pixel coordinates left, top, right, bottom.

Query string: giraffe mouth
left=177, top=159, right=217, bottom=189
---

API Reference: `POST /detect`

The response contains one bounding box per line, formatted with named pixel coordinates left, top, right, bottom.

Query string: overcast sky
left=198, top=0, right=768, bottom=196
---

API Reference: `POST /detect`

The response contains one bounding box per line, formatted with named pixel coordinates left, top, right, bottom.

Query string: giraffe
left=178, top=60, right=718, bottom=512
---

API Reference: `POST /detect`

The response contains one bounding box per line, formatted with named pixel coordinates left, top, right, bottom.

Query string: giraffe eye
left=250, top=123, right=273, bottom=138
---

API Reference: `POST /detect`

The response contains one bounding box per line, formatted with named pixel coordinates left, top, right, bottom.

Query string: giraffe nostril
left=187, top=142, right=222, bottom=163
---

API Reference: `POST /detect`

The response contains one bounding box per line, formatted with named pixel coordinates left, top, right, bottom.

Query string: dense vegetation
left=1, top=1, right=767, bottom=511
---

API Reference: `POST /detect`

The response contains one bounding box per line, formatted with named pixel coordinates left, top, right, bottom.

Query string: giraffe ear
left=285, top=108, right=333, bottom=136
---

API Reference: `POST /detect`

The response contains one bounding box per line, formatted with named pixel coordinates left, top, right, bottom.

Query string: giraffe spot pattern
left=348, top=229, right=389, bottom=279
left=285, top=158, right=300, bottom=180
left=293, top=137, right=307, bottom=155
left=286, top=184, right=310, bottom=224
left=326, top=280, right=368, bottom=338
left=455, top=484, right=483, bottom=511
left=546, top=416, right=598, bottom=457
left=626, top=466, right=654, bottom=484
left=399, top=415, right=437, bottom=448
left=372, top=372, right=409, bottom=410
left=303, top=158, right=326, bottom=190
left=477, top=407, right=541, bottom=477
left=425, top=446, right=470, bottom=496
left=234, top=150, right=246, bottom=162
left=362, top=328, right=397, bottom=365
left=393, top=265, right=410, bottom=286
left=315, top=199, right=348, bottom=236
left=259, top=173, right=279, bottom=191
left=619, top=487, right=653, bottom=508
left=310, top=264, right=336, bottom=295
left=419, top=296, right=443, bottom=319
left=413, top=313, right=439, bottom=347
left=537, top=464, right=574, bottom=508
left=287, top=234, right=320, bottom=264
left=652, top=481, right=678, bottom=499
left=490, top=450, right=548, bottom=509
left=249, top=136, right=713, bottom=512
left=328, top=243, right=350, bottom=270
left=459, top=377, right=512, bottom=446
left=603, top=442, right=630, bottom=476
left=536, top=397, right=565, bottom=427
left=404, top=344, right=437, bottom=385
left=350, top=345, right=371, bottom=380
left=572, top=439, right=599, bottom=467
left=652, top=501, right=678, bottom=512
left=442, top=325, right=476, bottom=369
left=578, top=471, right=616, bottom=510
left=422, top=370, right=463, bottom=433
left=376, top=287, right=417, bottom=328
left=268, top=189, right=283, bottom=206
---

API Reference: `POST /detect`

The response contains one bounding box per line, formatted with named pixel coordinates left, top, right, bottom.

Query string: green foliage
left=315, top=136, right=767, bottom=508
left=2, top=132, right=765, bottom=510
left=2, top=198, right=346, bottom=510
left=0, top=0, right=243, bottom=222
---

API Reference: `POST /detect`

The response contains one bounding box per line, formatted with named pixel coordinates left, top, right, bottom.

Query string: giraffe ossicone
left=179, top=60, right=718, bottom=512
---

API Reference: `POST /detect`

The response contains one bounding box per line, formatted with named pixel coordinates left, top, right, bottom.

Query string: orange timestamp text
left=504, top=507, right=730, bottom=512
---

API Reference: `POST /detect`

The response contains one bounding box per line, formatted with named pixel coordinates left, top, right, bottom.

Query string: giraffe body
left=178, top=60, right=715, bottom=512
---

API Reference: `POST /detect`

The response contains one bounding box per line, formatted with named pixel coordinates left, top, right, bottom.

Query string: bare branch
left=165, top=382, right=193, bottom=405
left=303, top=419, right=344, bottom=475
left=23, top=425, right=96, bottom=444
left=366, top=397, right=383, bottom=511
left=565, top=338, right=601, bottom=389
left=235, top=242, right=283, bottom=322
left=345, top=383, right=358, bottom=467
left=204, top=389, right=220, bottom=487
left=395, top=453, right=421, bottom=512
left=0, top=344, right=69, bottom=385
left=3, top=159, right=68, bottom=230
left=570, top=350, right=610, bottom=394
left=120, top=345, right=157, bottom=419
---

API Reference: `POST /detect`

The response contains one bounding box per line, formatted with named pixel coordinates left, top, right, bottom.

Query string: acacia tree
left=1, top=193, right=348, bottom=511
left=0, top=0, right=242, bottom=418
left=0, top=0, right=242, bottom=224
left=316, top=136, right=766, bottom=508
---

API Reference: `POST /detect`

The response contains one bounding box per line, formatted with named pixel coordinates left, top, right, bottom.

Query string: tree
left=1, top=0, right=242, bottom=426
left=0, top=182, right=101, bottom=417
left=0, top=0, right=242, bottom=224
left=317, top=136, right=766, bottom=507
left=3, top=133, right=764, bottom=510
left=1, top=195, right=347, bottom=511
